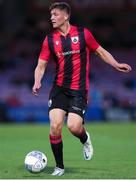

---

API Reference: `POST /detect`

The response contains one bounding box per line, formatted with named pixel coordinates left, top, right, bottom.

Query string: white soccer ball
left=24, top=150, right=47, bottom=173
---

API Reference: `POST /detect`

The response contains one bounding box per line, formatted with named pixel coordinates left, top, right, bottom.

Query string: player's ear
left=64, top=15, right=68, bottom=21
left=64, top=16, right=67, bottom=20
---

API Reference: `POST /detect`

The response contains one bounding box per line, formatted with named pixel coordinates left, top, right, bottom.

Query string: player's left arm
left=95, top=46, right=132, bottom=73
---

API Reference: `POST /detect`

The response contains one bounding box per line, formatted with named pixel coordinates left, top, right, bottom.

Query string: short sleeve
left=39, top=36, right=51, bottom=61
left=84, top=28, right=99, bottom=52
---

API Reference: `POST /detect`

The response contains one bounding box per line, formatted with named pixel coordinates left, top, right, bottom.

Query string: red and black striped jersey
left=39, top=25, right=99, bottom=91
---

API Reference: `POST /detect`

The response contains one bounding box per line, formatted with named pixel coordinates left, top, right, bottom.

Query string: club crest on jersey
left=71, top=36, right=79, bottom=44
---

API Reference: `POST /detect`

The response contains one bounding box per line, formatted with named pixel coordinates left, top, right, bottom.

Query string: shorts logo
left=48, top=99, right=52, bottom=107
left=83, top=110, right=85, bottom=114
left=72, top=106, right=82, bottom=111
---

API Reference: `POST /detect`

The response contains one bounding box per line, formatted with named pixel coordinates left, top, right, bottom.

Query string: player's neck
left=58, top=22, right=71, bottom=36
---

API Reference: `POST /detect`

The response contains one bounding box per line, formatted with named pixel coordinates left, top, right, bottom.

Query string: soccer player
left=32, top=2, right=132, bottom=176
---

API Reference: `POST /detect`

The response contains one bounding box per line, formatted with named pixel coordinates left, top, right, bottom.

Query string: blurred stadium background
left=0, top=0, right=136, bottom=124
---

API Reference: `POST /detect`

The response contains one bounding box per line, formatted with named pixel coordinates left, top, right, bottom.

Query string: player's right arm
left=32, top=35, right=51, bottom=96
left=32, top=59, right=48, bottom=96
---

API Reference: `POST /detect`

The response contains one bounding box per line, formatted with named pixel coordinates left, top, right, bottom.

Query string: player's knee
left=67, top=123, right=79, bottom=134
left=50, top=122, right=62, bottom=135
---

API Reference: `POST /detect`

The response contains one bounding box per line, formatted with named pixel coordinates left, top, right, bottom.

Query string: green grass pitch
left=0, top=123, right=136, bottom=179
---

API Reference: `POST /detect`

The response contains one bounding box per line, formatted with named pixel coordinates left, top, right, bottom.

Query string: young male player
left=32, top=2, right=132, bottom=176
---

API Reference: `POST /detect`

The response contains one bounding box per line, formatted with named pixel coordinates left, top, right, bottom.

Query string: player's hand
left=32, top=83, right=41, bottom=96
left=115, top=63, right=132, bottom=73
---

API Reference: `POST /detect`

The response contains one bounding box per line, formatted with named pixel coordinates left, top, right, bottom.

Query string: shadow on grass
left=20, top=165, right=102, bottom=179
left=22, top=166, right=80, bottom=178
left=22, top=166, right=53, bottom=178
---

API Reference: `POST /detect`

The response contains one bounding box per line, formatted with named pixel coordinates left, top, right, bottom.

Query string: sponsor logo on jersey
left=56, top=52, right=61, bottom=58
left=56, top=50, right=80, bottom=58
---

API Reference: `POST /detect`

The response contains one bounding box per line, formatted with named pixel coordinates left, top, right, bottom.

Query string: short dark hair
left=49, top=2, right=71, bottom=16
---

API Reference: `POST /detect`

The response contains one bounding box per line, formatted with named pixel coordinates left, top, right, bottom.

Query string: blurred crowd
left=0, top=0, right=136, bottom=123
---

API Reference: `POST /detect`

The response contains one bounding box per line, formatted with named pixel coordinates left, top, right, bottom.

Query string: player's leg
left=67, top=93, right=93, bottom=160
left=49, top=108, right=66, bottom=175
left=67, top=112, right=87, bottom=143
left=67, top=113, right=93, bottom=160
left=48, top=86, right=68, bottom=175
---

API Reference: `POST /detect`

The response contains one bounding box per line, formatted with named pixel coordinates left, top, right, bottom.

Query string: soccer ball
left=24, top=150, right=47, bottom=173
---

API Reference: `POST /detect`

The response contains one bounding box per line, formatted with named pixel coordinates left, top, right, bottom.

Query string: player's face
left=50, top=8, right=68, bottom=28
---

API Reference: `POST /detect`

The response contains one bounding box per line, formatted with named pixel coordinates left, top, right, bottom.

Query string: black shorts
left=48, top=85, right=88, bottom=119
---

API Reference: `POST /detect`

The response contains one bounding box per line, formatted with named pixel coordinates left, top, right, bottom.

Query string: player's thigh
left=67, top=112, right=83, bottom=132
left=49, top=85, right=68, bottom=110
left=49, top=108, right=66, bottom=134
left=68, top=94, right=87, bottom=124
left=49, top=108, right=66, bottom=125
